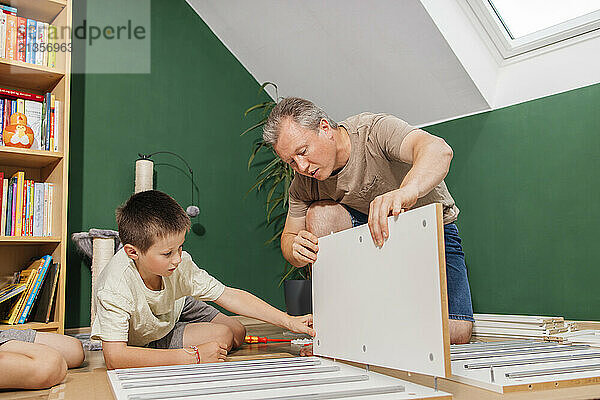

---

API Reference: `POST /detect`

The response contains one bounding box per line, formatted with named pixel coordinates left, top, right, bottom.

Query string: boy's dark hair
left=116, top=190, right=190, bottom=252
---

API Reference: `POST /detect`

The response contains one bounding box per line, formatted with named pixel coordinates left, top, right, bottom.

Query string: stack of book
left=0, top=4, right=58, bottom=68
left=0, top=87, right=60, bottom=151
left=472, top=313, right=568, bottom=342
left=0, top=255, right=60, bottom=324
left=0, top=171, right=55, bottom=237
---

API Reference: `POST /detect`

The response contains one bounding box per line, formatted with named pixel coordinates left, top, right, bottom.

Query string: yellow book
left=1, top=268, right=36, bottom=324
left=11, top=171, right=24, bottom=237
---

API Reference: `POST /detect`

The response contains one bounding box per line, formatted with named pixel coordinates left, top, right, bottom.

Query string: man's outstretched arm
left=368, top=129, right=453, bottom=247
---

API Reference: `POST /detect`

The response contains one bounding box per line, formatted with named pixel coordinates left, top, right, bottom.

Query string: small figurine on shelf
left=3, top=113, right=34, bottom=149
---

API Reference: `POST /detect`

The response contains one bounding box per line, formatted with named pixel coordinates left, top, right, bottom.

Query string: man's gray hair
left=263, top=97, right=338, bottom=146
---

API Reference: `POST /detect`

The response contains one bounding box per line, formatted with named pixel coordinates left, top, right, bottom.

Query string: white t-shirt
left=91, top=248, right=225, bottom=347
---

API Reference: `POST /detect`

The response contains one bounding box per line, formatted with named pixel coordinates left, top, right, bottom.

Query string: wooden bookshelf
left=0, top=59, right=65, bottom=92
left=0, top=0, right=71, bottom=334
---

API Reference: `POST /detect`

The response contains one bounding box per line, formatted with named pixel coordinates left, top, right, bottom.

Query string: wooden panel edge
left=436, top=203, right=451, bottom=378
left=503, top=375, right=600, bottom=393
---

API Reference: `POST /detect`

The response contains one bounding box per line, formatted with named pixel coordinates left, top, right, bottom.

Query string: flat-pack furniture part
left=107, top=357, right=452, bottom=400
left=313, top=203, right=451, bottom=378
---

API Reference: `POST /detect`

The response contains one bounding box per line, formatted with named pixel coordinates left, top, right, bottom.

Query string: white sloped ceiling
left=186, top=0, right=490, bottom=126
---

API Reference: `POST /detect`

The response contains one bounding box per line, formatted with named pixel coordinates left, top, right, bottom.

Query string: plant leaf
left=244, top=101, right=274, bottom=117
left=258, top=81, right=278, bottom=95
left=247, top=141, right=266, bottom=170
left=264, top=225, right=284, bottom=246
left=240, top=117, right=268, bottom=136
left=266, top=175, right=283, bottom=206
left=267, top=197, right=284, bottom=222
left=257, top=157, right=280, bottom=178
left=267, top=211, right=287, bottom=227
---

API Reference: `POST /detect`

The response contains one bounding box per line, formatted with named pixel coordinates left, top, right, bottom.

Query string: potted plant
left=241, top=82, right=312, bottom=316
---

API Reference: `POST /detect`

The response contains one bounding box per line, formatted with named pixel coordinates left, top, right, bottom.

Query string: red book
left=0, top=88, right=44, bottom=102
left=16, top=17, right=27, bottom=63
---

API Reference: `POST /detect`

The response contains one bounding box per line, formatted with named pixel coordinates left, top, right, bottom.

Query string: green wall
left=426, top=83, right=600, bottom=321
left=68, top=1, right=600, bottom=328
left=67, top=0, right=283, bottom=328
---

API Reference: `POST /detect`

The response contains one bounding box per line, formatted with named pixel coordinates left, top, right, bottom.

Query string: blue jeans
left=344, top=205, right=474, bottom=322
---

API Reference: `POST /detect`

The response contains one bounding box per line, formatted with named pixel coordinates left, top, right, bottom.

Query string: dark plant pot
left=284, top=279, right=312, bottom=316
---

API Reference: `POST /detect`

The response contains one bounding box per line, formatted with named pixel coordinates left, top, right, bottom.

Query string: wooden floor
left=2, top=317, right=600, bottom=400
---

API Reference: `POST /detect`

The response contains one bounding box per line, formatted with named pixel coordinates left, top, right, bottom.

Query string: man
left=263, top=97, right=473, bottom=345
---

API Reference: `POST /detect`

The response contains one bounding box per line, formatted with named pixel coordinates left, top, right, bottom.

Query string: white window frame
left=464, top=0, right=600, bottom=59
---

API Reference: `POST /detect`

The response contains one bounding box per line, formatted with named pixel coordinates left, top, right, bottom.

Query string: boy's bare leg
left=0, top=341, right=67, bottom=389
left=35, top=332, right=85, bottom=368
left=211, top=313, right=246, bottom=349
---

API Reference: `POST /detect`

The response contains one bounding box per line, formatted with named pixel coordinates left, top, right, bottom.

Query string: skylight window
left=465, top=0, right=600, bottom=58
left=490, top=0, right=600, bottom=39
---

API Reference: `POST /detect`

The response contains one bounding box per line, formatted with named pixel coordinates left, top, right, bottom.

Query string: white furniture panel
left=312, top=203, right=451, bottom=377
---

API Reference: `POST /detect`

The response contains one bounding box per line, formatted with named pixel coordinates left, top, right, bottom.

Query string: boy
left=92, top=190, right=314, bottom=369
left=0, top=329, right=84, bottom=389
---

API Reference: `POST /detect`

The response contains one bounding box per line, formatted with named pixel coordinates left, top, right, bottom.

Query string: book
left=29, top=180, right=34, bottom=236
left=16, top=98, right=24, bottom=114
left=42, top=22, right=48, bottom=67
left=42, top=183, right=48, bottom=236
left=26, top=19, right=36, bottom=64
left=0, top=98, right=4, bottom=144
left=11, top=171, right=24, bottom=236
left=33, top=182, right=43, bottom=236
left=10, top=179, right=16, bottom=235
left=47, top=183, right=54, bottom=236
left=10, top=261, right=41, bottom=324
left=49, top=95, right=55, bottom=151
left=0, top=283, right=26, bottom=304
left=24, top=100, right=43, bottom=150
left=0, top=87, right=45, bottom=102
left=30, top=263, right=58, bottom=322
left=5, top=179, right=12, bottom=235
left=18, top=255, right=52, bottom=323
left=44, top=263, right=59, bottom=322
left=0, top=11, right=6, bottom=59
left=0, top=5, right=17, bottom=16
left=35, top=21, right=46, bottom=66
left=43, top=92, right=52, bottom=150
left=53, top=100, right=60, bottom=152
left=0, top=269, right=32, bottom=322
left=1, top=178, right=7, bottom=235
left=26, top=180, right=32, bottom=236
left=4, top=13, right=16, bottom=60
left=16, top=16, right=26, bottom=62
left=2, top=267, right=37, bottom=324
left=47, top=25, right=56, bottom=68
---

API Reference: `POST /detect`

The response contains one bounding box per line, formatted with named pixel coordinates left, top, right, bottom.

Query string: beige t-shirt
left=288, top=113, right=459, bottom=224
left=90, top=248, right=225, bottom=347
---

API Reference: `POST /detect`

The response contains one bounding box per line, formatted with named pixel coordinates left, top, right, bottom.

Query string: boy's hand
left=285, top=314, right=315, bottom=337
left=198, top=342, right=228, bottom=363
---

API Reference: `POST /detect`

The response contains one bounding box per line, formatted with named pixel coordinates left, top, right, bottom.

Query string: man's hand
left=291, top=230, right=319, bottom=266
left=284, top=314, right=316, bottom=337
left=368, top=186, right=419, bottom=247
